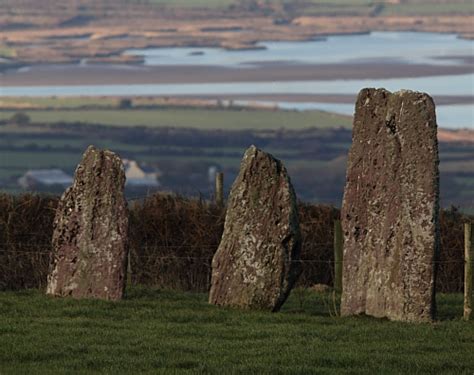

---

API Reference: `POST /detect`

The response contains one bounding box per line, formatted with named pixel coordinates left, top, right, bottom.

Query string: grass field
left=381, top=2, right=474, bottom=16
left=0, top=97, right=120, bottom=109
left=0, top=97, right=471, bottom=207
left=0, top=108, right=352, bottom=130
left=145, top=0, right=234, bottom=6
left=0, top=288, right=472, bottom=374
left=126, top=0, right=474, bottom=15
left=0, top=151, right=81, bottom=169
left=0, top=47, right=16, bottom=58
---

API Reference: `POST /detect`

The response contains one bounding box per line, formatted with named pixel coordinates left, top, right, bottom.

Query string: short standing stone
left=209, top=146, right=301, bottom=311
left=46, top=146, right=128, bottom=301
left=341, top=88, right=439, bottom=322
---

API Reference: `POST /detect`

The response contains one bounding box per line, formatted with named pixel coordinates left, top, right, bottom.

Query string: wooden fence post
left=215, top=172, right=224, bottom=207
left=464, top=222, right=473, bottom=321
left=334, top=220, right=343, bottom=293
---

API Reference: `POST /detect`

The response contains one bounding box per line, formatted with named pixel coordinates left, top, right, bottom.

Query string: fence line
left=0, top=242, right=334, bottom=249
left=0, top=249, right=470, bottom=265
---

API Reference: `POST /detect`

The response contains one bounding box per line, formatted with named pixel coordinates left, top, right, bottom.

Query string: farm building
left=123, top=159, right=161, bottom=187
left=18, top=169, right=73, bottom=190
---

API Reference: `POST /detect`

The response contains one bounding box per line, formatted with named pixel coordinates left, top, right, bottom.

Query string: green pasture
left=125, top=0, right=473, bottom=15
left=0, top=47, right=17, bottom=59
left=0, top=97, right=119, bottom=109
left=0, top=151, right=80, bottom=170
left=0, top=135, right=146, bottom=153
left=306, top=0, right=372, bottom=5
left=128, top=0, right=372, bottom=8
left=0, top=288, right=472, bottom=374
left=0, top=108, right=352, bottom=130
left=127, top=0, right=234, bottom=7
left=381, top=2, right=474, bottom=15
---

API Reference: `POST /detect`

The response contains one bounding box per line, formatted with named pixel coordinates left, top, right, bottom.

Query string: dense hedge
left=0, top=193, right=469, bottom=293
left=0, top=194, right=57, bottom=290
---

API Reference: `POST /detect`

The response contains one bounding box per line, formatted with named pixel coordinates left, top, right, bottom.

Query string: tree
left=10, top=112, right=30, bottom=125
left=118, top=98, right=133, bottom=109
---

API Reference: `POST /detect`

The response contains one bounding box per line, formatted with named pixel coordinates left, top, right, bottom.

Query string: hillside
left=0, top=97, right=472, bottom=210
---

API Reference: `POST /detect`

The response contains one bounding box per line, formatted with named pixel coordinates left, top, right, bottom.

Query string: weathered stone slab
left=46, top=146, right=128, bottom=301
left=341, top=88, right=440, bottom=322
left=209, top=146, right=301, bottom=312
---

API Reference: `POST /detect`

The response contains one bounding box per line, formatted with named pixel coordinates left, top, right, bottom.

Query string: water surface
left=2, top=32, right=473, bottom=129
left=126, top=32, right=473, bottom=67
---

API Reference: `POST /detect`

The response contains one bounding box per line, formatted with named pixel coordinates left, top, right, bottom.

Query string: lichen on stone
left=209, top=146, right=301, bottom=312
left=46, top=145, right=129, bottom=301
left=340, top=88, right=440, bottom=323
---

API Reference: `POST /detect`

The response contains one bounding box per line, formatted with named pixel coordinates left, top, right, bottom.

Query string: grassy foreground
left=0, top=288, right=472, bottom=374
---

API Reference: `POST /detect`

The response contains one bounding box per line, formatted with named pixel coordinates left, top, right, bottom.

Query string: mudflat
left=1, top=0, right=473, bottom=67
left=2, top=62, right=474, bottom=87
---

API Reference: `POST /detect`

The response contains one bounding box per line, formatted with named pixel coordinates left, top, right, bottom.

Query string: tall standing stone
left=46, top=146, right=128, bottom=301
left=209, top=146, right=301, bottom=312
left=341, top=88, right=439, bottom=322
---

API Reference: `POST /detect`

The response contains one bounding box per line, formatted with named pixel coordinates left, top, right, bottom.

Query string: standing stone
left=341, top=88, right=439, bottom=322
left=209, top=146, right=301, bottom=312
left=46, top=146, right=128, bottom=301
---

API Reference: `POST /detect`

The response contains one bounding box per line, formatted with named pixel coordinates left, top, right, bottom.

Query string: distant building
left=123, top=159, right=161, bottom=187
left=18, top=169, right=73, bottom=189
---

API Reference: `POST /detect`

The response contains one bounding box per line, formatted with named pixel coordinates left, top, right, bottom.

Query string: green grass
left=306, top=0, right=372, bottom=5
left=0, top=108, right=352, bottom=130
left=127, top=0, right=234, bottom=7
left=0, top=288, right=472, bottom=374
left=382, top=2, right=474, bottom=15
left=0, top=97, right=119, bottom=109
left=0, top=151, right=81, bottom=169
left=0, top=47, right=17, bottom=58
left=0, top=135, right=147, bottom=152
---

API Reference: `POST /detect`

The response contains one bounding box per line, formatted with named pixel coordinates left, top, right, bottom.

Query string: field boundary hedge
left=0, top=193, right=469, bottom=292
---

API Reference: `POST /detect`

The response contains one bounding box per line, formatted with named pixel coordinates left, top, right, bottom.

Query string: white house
left=123, top=159, right=161, bottom=187
left=18, top=169, right=73, bottom=189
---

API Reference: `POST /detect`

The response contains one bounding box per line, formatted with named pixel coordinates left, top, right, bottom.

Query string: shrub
left=9, top=112, right=30, bottom=125
left=0, top=193, right=57, bottom=290
left=118, top=98, right=133, bottom=109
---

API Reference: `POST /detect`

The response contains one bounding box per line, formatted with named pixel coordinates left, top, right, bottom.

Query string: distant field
left=0, top=288, right=472, bottom=374
left=0, top=97, right=120, bottom=109
left=0, top=101, right=351, bottom=198
left=128, top=0, right=373, bottom=7
left=0, top=99, right=471, bottom=208
left=0, top=151, right=81, bottom=169
left=381, top=2, right=474, bottom=15
left=0, top=109, right=352, bottom=130
left=0, top=47, right=16, bottom=58
left=141, top=0, right=234, bottom=7
left=307, top=0, right=372, bottom=4
left=129, top=0, right=473, bottom=15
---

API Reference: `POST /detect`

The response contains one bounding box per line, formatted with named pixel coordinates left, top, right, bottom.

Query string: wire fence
left=0, top=193, right=471, bottom=293
left=0, top=244, right=469, bottom=293
left=0, top=248, right=471, bottom=265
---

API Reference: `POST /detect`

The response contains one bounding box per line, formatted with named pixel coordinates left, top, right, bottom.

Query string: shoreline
left=2, top=62, right=473, bottom=87
left=1, top=10, right=473, bottom=66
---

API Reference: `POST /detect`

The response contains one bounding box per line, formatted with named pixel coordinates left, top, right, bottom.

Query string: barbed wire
left=0, top=242, right=335, bottom=249
left=0, top=249, right=470, bottom=265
